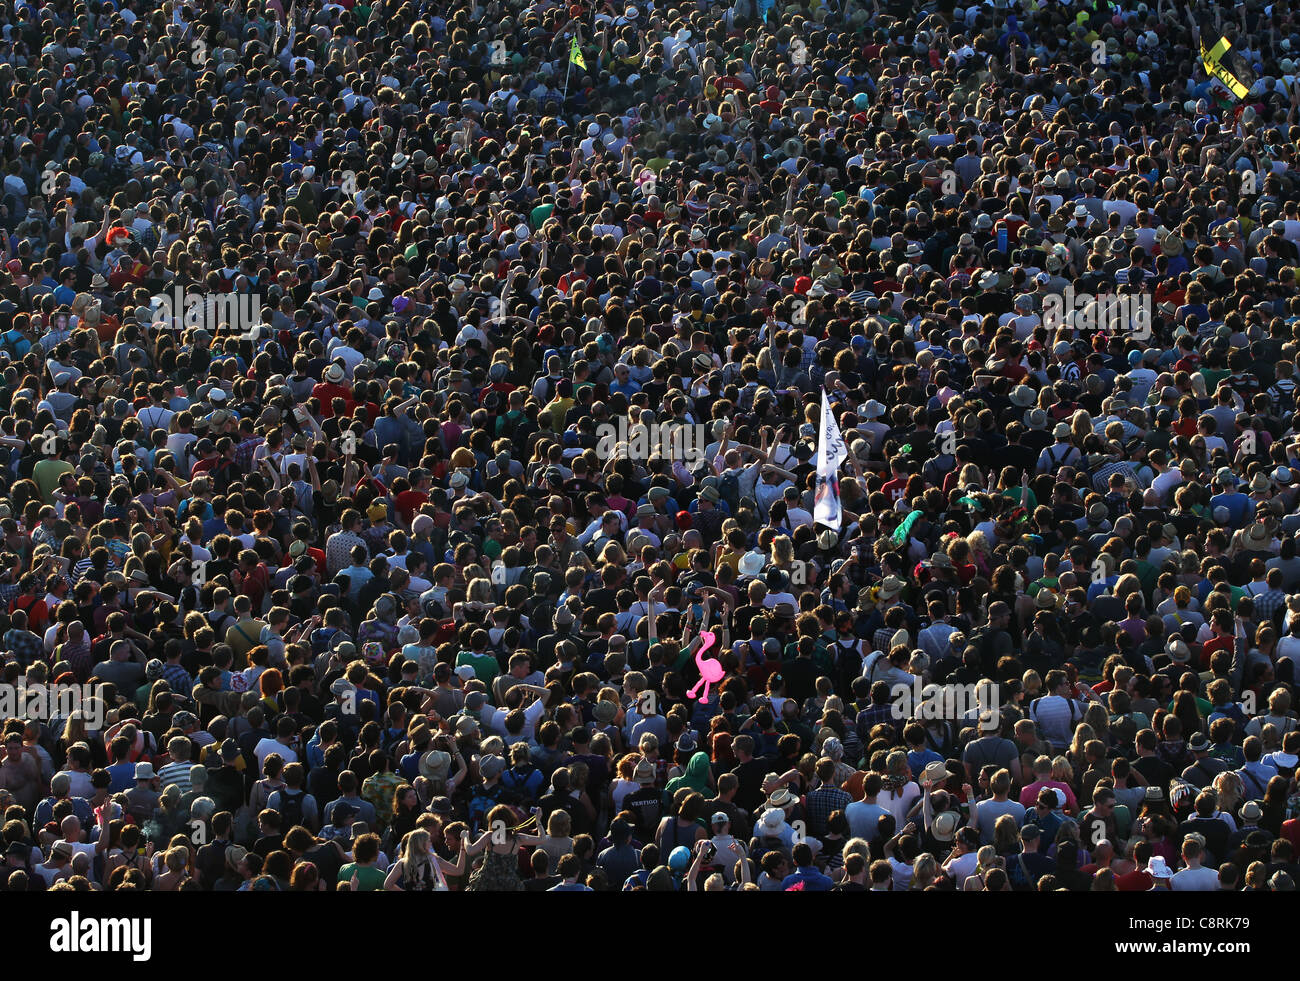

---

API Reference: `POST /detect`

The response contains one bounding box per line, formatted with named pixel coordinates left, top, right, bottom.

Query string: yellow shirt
left=225, top=618, right=267, bottom=669
left=717, top=548, right=744, bottom=575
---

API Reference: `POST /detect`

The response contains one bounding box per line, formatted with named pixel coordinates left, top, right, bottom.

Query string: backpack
left=0, top=326, right=26, bottom=357
left=499, top=763, right=540, bottom=804
left=923, top=453, right=954, bottom=486
left=863, top=650, right=889, bottom=683
left=1043, top=442, right=1079, bottom=470
left=717, top=470, right=741, bottom=513
left=536, top=374, right=559, bottom=405
left=1109, top=712, right=1138, bottom=750
left=469, top=783, right=504, bottom=832
left=1239, top=766, right=1268, bottom=799
left=279, top=788, right=306, bottom=828
left=1008, top=852, right=1034, bottom=891
left=833, top=638, right=861, bottom=691
left=1030, top=695, right=1080, bottom=744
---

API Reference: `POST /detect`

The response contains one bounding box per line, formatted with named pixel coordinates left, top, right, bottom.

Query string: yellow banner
left=1201, top=39, right=1249, bottom=99
left=569, top=36, right=586, bottom=70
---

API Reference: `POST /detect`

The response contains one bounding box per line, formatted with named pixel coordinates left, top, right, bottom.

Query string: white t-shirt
left=888, top=856, right=914, bottom=890
left=1102, top=199, right=1138, bottom=226
left=254, top=737, right=299, bottom=772
left=879, top=782, right=921, bottom=827
left=487, top=697, right=546, bottom=739
left=1170, top=865, right=1219, bottom=891
left=167, top=432, right=199, bottom=475
left=945, top=850, right=979, bottom=885
left=54, top=769, right=94, bottom=799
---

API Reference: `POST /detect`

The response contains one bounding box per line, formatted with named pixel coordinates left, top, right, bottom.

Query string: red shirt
left=881, top=477, right=907, bottom=502
left=1281, top=819, right=1300, bottom=855
left=11, top=595, right=48, bottom=633
left=238, top=563, right=270, bottom=609
left=394, top=490, right=429, bottom=526
left=1114, top=868, right=1155, bottom=892
left=557, top=271, right=589, bottom=295
left=1200, top=633, right=1233, bottom=670
left=1000, top=361, right=1029, bottom=382
left=281, top=546, right=326, bottom=571
left=311, top=382, right=355, bottom=418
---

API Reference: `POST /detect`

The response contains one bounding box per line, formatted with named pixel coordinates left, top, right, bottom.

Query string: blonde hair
left=61, top=712, right=88, bottom=745
left=975, top=844, right=1000, bottom=872
left=546, top=809, right=572, bottom=837
left=993, top=813, right=1021, bottom=853
left=598, top=542, right=627, bottom=567
left=911, top=853, right=937, bottom=889
left=1071, top=409, right=1093, bottom=443
left=1022, top=669, right=1042, bottom=699
left=466, top=577, right=493, bottom=605
left=164, top=846, right=188, bottom=874
left=1212, top=771, right=1243, bottom=813
left=1068, top=724, right=1096, bottom=764
left=402, top=829, right=432, bottom=861
left=770, top=536, right=795, bottom=566
left=1051, top=755, right=1073, bottom=784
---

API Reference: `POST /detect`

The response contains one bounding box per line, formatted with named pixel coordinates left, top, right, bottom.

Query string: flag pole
left=563, top=26, right=582, bottom=109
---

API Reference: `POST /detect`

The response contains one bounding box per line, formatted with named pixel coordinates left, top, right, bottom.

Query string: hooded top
left=663, top=750, right=712, bottom=799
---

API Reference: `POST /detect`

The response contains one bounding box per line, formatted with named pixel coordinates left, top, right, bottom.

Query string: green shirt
left=338, top=863, right=386, bottom=891
left=1167, top=696, right=1213, bottom=717
left=1200, top=367, right=1230, bottom=390
left=33, top=459, right=74, bottom=504
left=529, top=202, right=554, bottom=230
left=456, top=649, right=499, bottom=683
left=1001, top=486, right=1037, bottom=508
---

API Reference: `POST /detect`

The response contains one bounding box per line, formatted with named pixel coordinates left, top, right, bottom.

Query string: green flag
left=569, top=36, right=586, bottom=70
left=893, top=509, right=922, bottom=545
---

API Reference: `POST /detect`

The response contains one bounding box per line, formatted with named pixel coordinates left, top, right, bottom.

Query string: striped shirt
left=156, top=760, right=193, bottom=795
left=163, top=663, right=193, bottom=696
left=1091, top=460, right=1139, bottom=493
left=235, top=436, right=265, bottom=473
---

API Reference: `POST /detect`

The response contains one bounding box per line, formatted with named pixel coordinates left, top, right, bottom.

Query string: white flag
left=813, top=390, right=848, bottom=531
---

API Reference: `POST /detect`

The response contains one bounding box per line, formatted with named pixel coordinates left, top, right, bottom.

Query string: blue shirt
left=780, top=865, right=833, bottom=891
left=105, top=761, right=137, bottom=793
left=845, top=800, right=889, bottom=841
left=398, top=750, right=422, bottom=782
left=34, top=794, right=94, bottom=828
left=906, top=749, right=943, bottom=776
left=1209, top=491, right=1252, bottom=527
left=337, top=564, right=373, bottom=600
left=547, top=880, right=594, bottom=891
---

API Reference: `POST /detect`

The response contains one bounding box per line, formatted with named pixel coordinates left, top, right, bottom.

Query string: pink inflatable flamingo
left=687, top=630, right=724, bottom=702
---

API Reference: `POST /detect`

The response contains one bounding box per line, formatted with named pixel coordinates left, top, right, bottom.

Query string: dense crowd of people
left=0, top=0, right=1299, bottom=892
